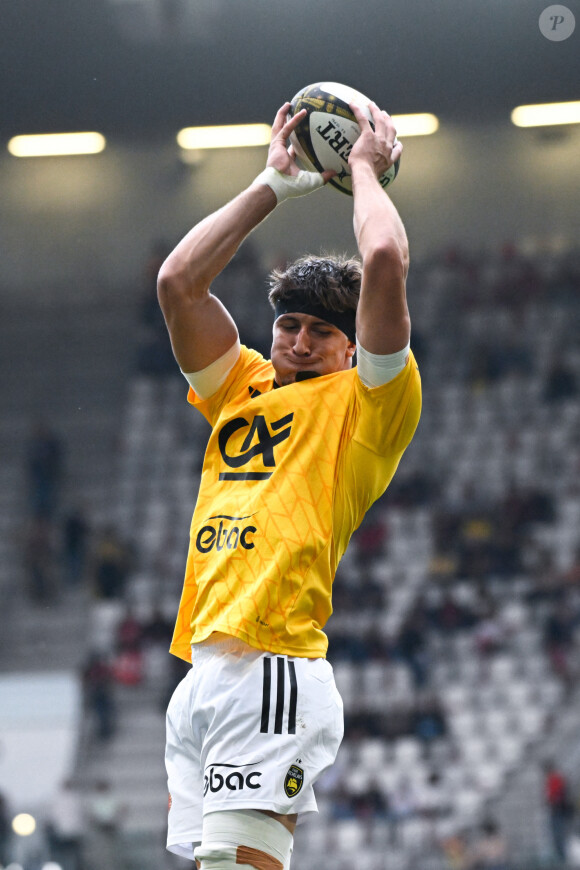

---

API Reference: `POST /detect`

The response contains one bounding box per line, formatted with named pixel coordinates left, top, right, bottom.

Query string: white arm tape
left=255, top=166, right=325, bottom=204
left=356, top=340, right=410, bottom=388
left=182, top=338, right=241, bottom=399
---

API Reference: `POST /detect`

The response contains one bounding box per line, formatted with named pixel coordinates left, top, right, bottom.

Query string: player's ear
left=346, top=341, right=356, bottom=359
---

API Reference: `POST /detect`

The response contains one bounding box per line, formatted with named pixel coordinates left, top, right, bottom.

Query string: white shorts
left=165, top=633, right=344, bottom=859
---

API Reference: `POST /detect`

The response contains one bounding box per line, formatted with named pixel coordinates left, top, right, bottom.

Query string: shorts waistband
left=191, top=632, right=260, bottom=663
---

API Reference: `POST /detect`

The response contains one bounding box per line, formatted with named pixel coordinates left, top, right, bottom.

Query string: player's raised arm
left=348, top=102, right=410, bottom=356
left=156, top=169, right=274, bottom=375
left=157, top=104, right=332, bottom=374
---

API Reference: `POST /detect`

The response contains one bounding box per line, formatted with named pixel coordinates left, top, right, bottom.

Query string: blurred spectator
left=473, top=603, right=506, bottom=657
left=543, top=760, right=574, bottom=863
left=112, top=610, right=145, bottom=686
left=428, top=590, right=475, bottom=634
left=45, top=779, right=86, bottom=870
left=357, top=575, right=386, bottom=611
left=92, top=526, right=133, bottom=600
left=327, top=631, right=371, bottom=664
left=467, top=819, right=508, bottom=870
left=85, top=780, right=126, bottom=869
left=525, top=546, right=564, bottom=602
left=82, top=652, right=117, bottom=741
left=352, top=503, right=389, bottom=567
left=412, top=697, right=446, bottom=744
left=141, top=606, right=175, bottom=687
left=396, top=607, right=429, bottom=688
left=362, top=625, right=391, bottom=662
left=492, top=244, right=544, bottom=310
left=351, top=780, right=389, bottom=821
left=389, top=776, right=419, bottom=844
left=0, top=792, right=11, bottom=867
left=142, top=606, right=174, bottom=647
left=543, top=355, right=578, bottom=403
left=113, top=608, right=145, bottom=686
left=24, top=515, right=58, bottom=603
left=330, top=783, right=357, bottom=821
left=387, top=470, right=437, bottom=508
left=61, top=504, right=91, bottom=587
left=26, top=420, right=65, bottom=518
left=542, top=602, right=577, bottom=687
left=562, top=546, right=580, bottom=588
left=440, top=830, right=470, bottom=870
left=432, top=509, right=463, bottom=558
left=455, top=517, right=496, bottom=581
left=417, top=771, right=451, bottom=821
left=116, top=607, right=144, bottom=651
left=112, top=645, right=145, bottom=686
left=468, top=342, right=504, bottom=387
left=500, top=483, right=555, bottom=535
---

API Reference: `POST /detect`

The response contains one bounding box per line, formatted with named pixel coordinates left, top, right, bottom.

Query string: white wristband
left=255, top=166, right=326, bottom=204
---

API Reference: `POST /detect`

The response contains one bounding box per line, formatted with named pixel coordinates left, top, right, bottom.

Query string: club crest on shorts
left=284, top=764, right=304, bottom=798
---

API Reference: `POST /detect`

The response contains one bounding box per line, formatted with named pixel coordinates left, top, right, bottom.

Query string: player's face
left=271, top=312, right=356, bottom=386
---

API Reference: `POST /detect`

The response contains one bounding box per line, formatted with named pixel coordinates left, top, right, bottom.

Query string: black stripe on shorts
left=260, top=657, right=272, bottom=733
left=260, top=657, right=298, bottom=735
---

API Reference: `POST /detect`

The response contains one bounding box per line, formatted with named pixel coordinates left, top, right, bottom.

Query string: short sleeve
left=186, top=345, right=274, bottom=427
left=353, top=350, right=422, bottom=455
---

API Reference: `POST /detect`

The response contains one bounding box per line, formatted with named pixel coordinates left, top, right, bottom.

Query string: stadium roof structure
left=1, top=0, right=578, bottom=139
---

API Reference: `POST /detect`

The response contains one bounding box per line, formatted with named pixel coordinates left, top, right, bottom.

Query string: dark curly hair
left=268, top=254, right=361, bottom=313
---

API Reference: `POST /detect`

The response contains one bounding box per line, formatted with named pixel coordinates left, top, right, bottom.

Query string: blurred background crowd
left=1, top=2, right=579, bottom=868
left=1, top=235, right=579, bottom=870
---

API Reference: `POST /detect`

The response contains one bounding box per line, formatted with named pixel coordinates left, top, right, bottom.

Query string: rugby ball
left=288, top=81, right=400, bottom=196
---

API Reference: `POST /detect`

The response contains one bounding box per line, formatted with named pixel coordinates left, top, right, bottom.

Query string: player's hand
left=254, top=103, right=335, bottom=204
left=348, top=101, right=402, bottom=178
left=267, top=102, right=335, bottom=183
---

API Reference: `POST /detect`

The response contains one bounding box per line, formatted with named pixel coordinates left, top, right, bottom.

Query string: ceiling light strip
left=177, top=124, right=272, bottom=150
left=511, top=101, right=580, bottom=127
left=7, top=132, right=106, bottom=157
left=391, top=113, right=439, bottom=136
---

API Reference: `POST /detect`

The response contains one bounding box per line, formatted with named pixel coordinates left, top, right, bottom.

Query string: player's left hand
left=348, top=101, right=403, bottom=178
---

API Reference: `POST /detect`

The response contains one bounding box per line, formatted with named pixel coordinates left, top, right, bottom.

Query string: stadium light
left=511, top=101, right=580, bottom=128
left=7, top=132, right=106, bottom=157
left=391, top=113, right=439, bottom=136
left=12, top=813, right=36, bottom=836
left=177, top=124, right=272, bottom=150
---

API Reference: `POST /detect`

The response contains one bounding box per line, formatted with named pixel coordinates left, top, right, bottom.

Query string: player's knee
left=194, top=810, right=293, bottom=870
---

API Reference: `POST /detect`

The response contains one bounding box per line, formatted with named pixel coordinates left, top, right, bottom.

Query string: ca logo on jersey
left=218, top=413, right=293, bottom=481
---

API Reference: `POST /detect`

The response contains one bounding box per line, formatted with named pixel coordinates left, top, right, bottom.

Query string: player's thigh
left=166, top=670, right=204, bottom=855
left=201, top=653, right=343, bottom=816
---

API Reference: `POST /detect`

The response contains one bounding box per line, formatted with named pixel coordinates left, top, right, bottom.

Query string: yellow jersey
left=170, top=345, right=421, bottom=662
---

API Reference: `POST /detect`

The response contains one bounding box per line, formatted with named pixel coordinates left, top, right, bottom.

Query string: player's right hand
left=267, top=103, right=335, bottom=184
